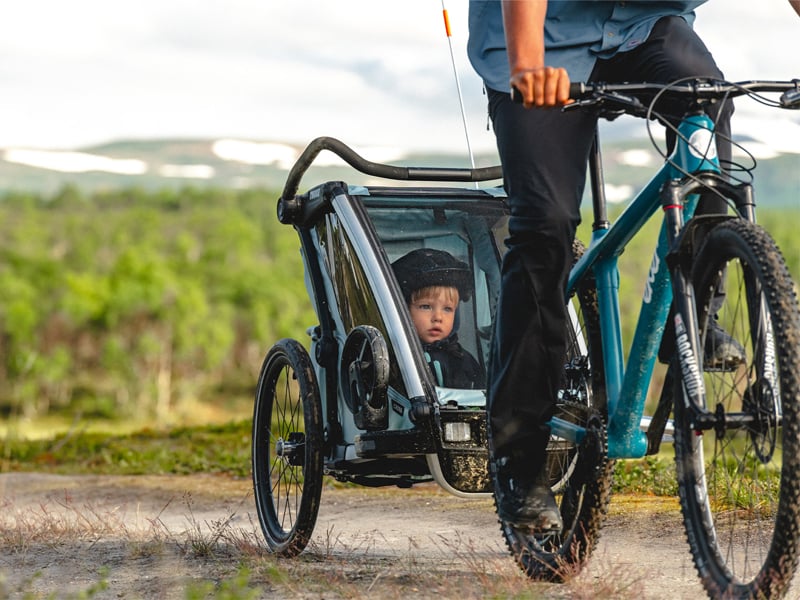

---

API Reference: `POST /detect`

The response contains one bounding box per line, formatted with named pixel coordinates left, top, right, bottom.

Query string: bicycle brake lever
left=562, top=91, right=647, bottom=120
left=562, top=98, right=598, bottom=112
left=602, top=92, right=649, bottom=116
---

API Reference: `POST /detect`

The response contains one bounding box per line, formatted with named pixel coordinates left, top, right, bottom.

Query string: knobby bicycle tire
left=500, top=240, right=614, bottom=581
left=673, top=219, right=800, bottom=599
left=252, top=338, right=325, bottom=556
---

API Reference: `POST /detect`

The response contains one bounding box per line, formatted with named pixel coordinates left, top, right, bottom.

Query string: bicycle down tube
left=548, top=111, right=720, bottom=459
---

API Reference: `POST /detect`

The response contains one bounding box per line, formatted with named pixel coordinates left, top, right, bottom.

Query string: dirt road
left=0, top=472, right=787, bottom=599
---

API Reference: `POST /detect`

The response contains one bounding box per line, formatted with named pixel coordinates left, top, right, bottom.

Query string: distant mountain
left=0, top=137, right=797, bottom=207
left=0, top=138, right=496, bottom=196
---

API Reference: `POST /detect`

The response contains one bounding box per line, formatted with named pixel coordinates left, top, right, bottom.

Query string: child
left=392, top=248, right=486, bottom=390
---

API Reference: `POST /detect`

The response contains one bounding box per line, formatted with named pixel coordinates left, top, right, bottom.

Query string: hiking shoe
left=493, top=459, right=563, bottom=532
left=704, top=318, right=746, bottom=371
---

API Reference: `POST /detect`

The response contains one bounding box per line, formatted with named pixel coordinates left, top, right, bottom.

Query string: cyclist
left=467, top=0, right=800, bottom=532
left=392, top=248, right=486, bottom=390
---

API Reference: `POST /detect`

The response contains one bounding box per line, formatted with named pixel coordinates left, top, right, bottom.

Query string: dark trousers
left=487, top=16, right=733, bottom=469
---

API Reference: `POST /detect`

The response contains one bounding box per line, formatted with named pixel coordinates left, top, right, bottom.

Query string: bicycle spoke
left=252, top=340, right=323, bottom=556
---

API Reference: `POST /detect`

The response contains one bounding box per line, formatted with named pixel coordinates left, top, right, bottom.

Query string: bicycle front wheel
left=252, top=338, right=324, bottom=556
left=674, top=219, right=800, bottom=599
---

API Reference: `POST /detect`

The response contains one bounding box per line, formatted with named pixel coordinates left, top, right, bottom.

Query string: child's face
left=409, top=286, right=458, bottom=344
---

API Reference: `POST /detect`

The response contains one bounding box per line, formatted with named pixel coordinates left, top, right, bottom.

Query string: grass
left=612, top=454, right=678, bottom=496
left=2, top=419, right=684, bottom=498
left=1, top=417, right=685, bottom=504
left=1, top=420, right=252, bottom=477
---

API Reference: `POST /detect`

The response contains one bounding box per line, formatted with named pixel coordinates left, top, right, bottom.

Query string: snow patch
left=3, top=148, right=147, bottom=174
left=211, top=138, right=407, bottom=170
left=212, top=139, right=298, bottom=168
left=158, top=164, right=215, bottom=179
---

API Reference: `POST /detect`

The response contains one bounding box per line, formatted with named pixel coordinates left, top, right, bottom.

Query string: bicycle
left=502, top=78, right=800, bottom=599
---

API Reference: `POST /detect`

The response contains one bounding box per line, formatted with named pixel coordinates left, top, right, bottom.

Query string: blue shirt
left=467, top=0, right=707, bottom=92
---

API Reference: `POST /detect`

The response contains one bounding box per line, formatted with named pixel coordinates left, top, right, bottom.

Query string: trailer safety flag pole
left=441, top=1, right=477, bottom=179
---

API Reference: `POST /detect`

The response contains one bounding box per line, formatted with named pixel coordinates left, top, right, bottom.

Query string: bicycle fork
left=662, top=175, right=778, bottom=437
left=661, top=178, right=707, bottom=433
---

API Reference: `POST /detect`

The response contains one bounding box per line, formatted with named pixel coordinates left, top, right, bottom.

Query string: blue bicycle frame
left=549, top=112, right=721, bottom=459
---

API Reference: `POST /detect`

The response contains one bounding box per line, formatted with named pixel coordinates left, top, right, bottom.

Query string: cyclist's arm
left=501, top=0, right=571, bottom=108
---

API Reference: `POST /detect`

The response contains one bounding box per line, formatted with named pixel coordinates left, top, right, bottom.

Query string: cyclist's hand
left=510, top=66, right=572, bottom=108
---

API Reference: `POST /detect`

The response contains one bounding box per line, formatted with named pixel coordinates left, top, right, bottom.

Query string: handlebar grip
left=510, top=82, right=589, bottom=104
left=780, top=88, right=800, bottom=109
left=569, top=82, right=588, bottom=98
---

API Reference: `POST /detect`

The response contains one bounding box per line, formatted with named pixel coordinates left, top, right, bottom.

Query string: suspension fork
left=663, top=172, right=773, bottom=434
left=662, top=180, right=707, bottom=430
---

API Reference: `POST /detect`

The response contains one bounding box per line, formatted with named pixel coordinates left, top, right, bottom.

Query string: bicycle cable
left=643, top=77, right=758, bottom=215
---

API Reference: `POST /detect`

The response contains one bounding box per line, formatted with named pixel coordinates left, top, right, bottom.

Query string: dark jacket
left=422, top=334, right=486, bottom=389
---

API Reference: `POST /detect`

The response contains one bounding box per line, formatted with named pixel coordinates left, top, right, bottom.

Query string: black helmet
left=391, top=248, right=472, bottom=303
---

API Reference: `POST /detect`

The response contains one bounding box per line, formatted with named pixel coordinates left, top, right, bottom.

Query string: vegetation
left=1, top=179, right=794, bottom=600
left=0, top=185, right=315, bottom=433
left=0, top=416, right=677, bottom=502
left=0, top=185, right=797, bottom=437
left=1, top=420, right=252, bottom=477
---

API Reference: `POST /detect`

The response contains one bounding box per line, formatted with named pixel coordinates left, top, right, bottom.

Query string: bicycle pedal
left=511, top=521, right=562, bottom=536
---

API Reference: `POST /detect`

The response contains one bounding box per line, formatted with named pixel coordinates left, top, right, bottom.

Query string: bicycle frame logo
left=688, top=128, right=717, bottom=160
left=643, top=252, right=660, bottom=304
left=764, top=312, right=778, bottom=392
left=674, top=313, right=704, bottom=402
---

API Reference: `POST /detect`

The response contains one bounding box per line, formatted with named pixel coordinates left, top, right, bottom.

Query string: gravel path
left=0, top=472, right=785, bottom=599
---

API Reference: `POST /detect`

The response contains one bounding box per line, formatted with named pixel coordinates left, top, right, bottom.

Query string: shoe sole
left=703, top=357, right=745, bottom=372
left=497, top=509, right=563, bottom=533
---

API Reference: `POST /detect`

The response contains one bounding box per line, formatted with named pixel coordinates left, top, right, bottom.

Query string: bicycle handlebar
left=511, top=78, right=800, bottom=115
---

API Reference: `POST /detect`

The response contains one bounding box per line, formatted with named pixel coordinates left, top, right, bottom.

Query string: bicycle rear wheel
left=674, top=219, right=800, bottom=599
left=252, top=338, right=324, bottom=556
left=501, top=240, right=614, bottom=581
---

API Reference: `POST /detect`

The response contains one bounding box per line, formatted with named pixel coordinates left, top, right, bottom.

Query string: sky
left=2, top=1, right=799, bottom=157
